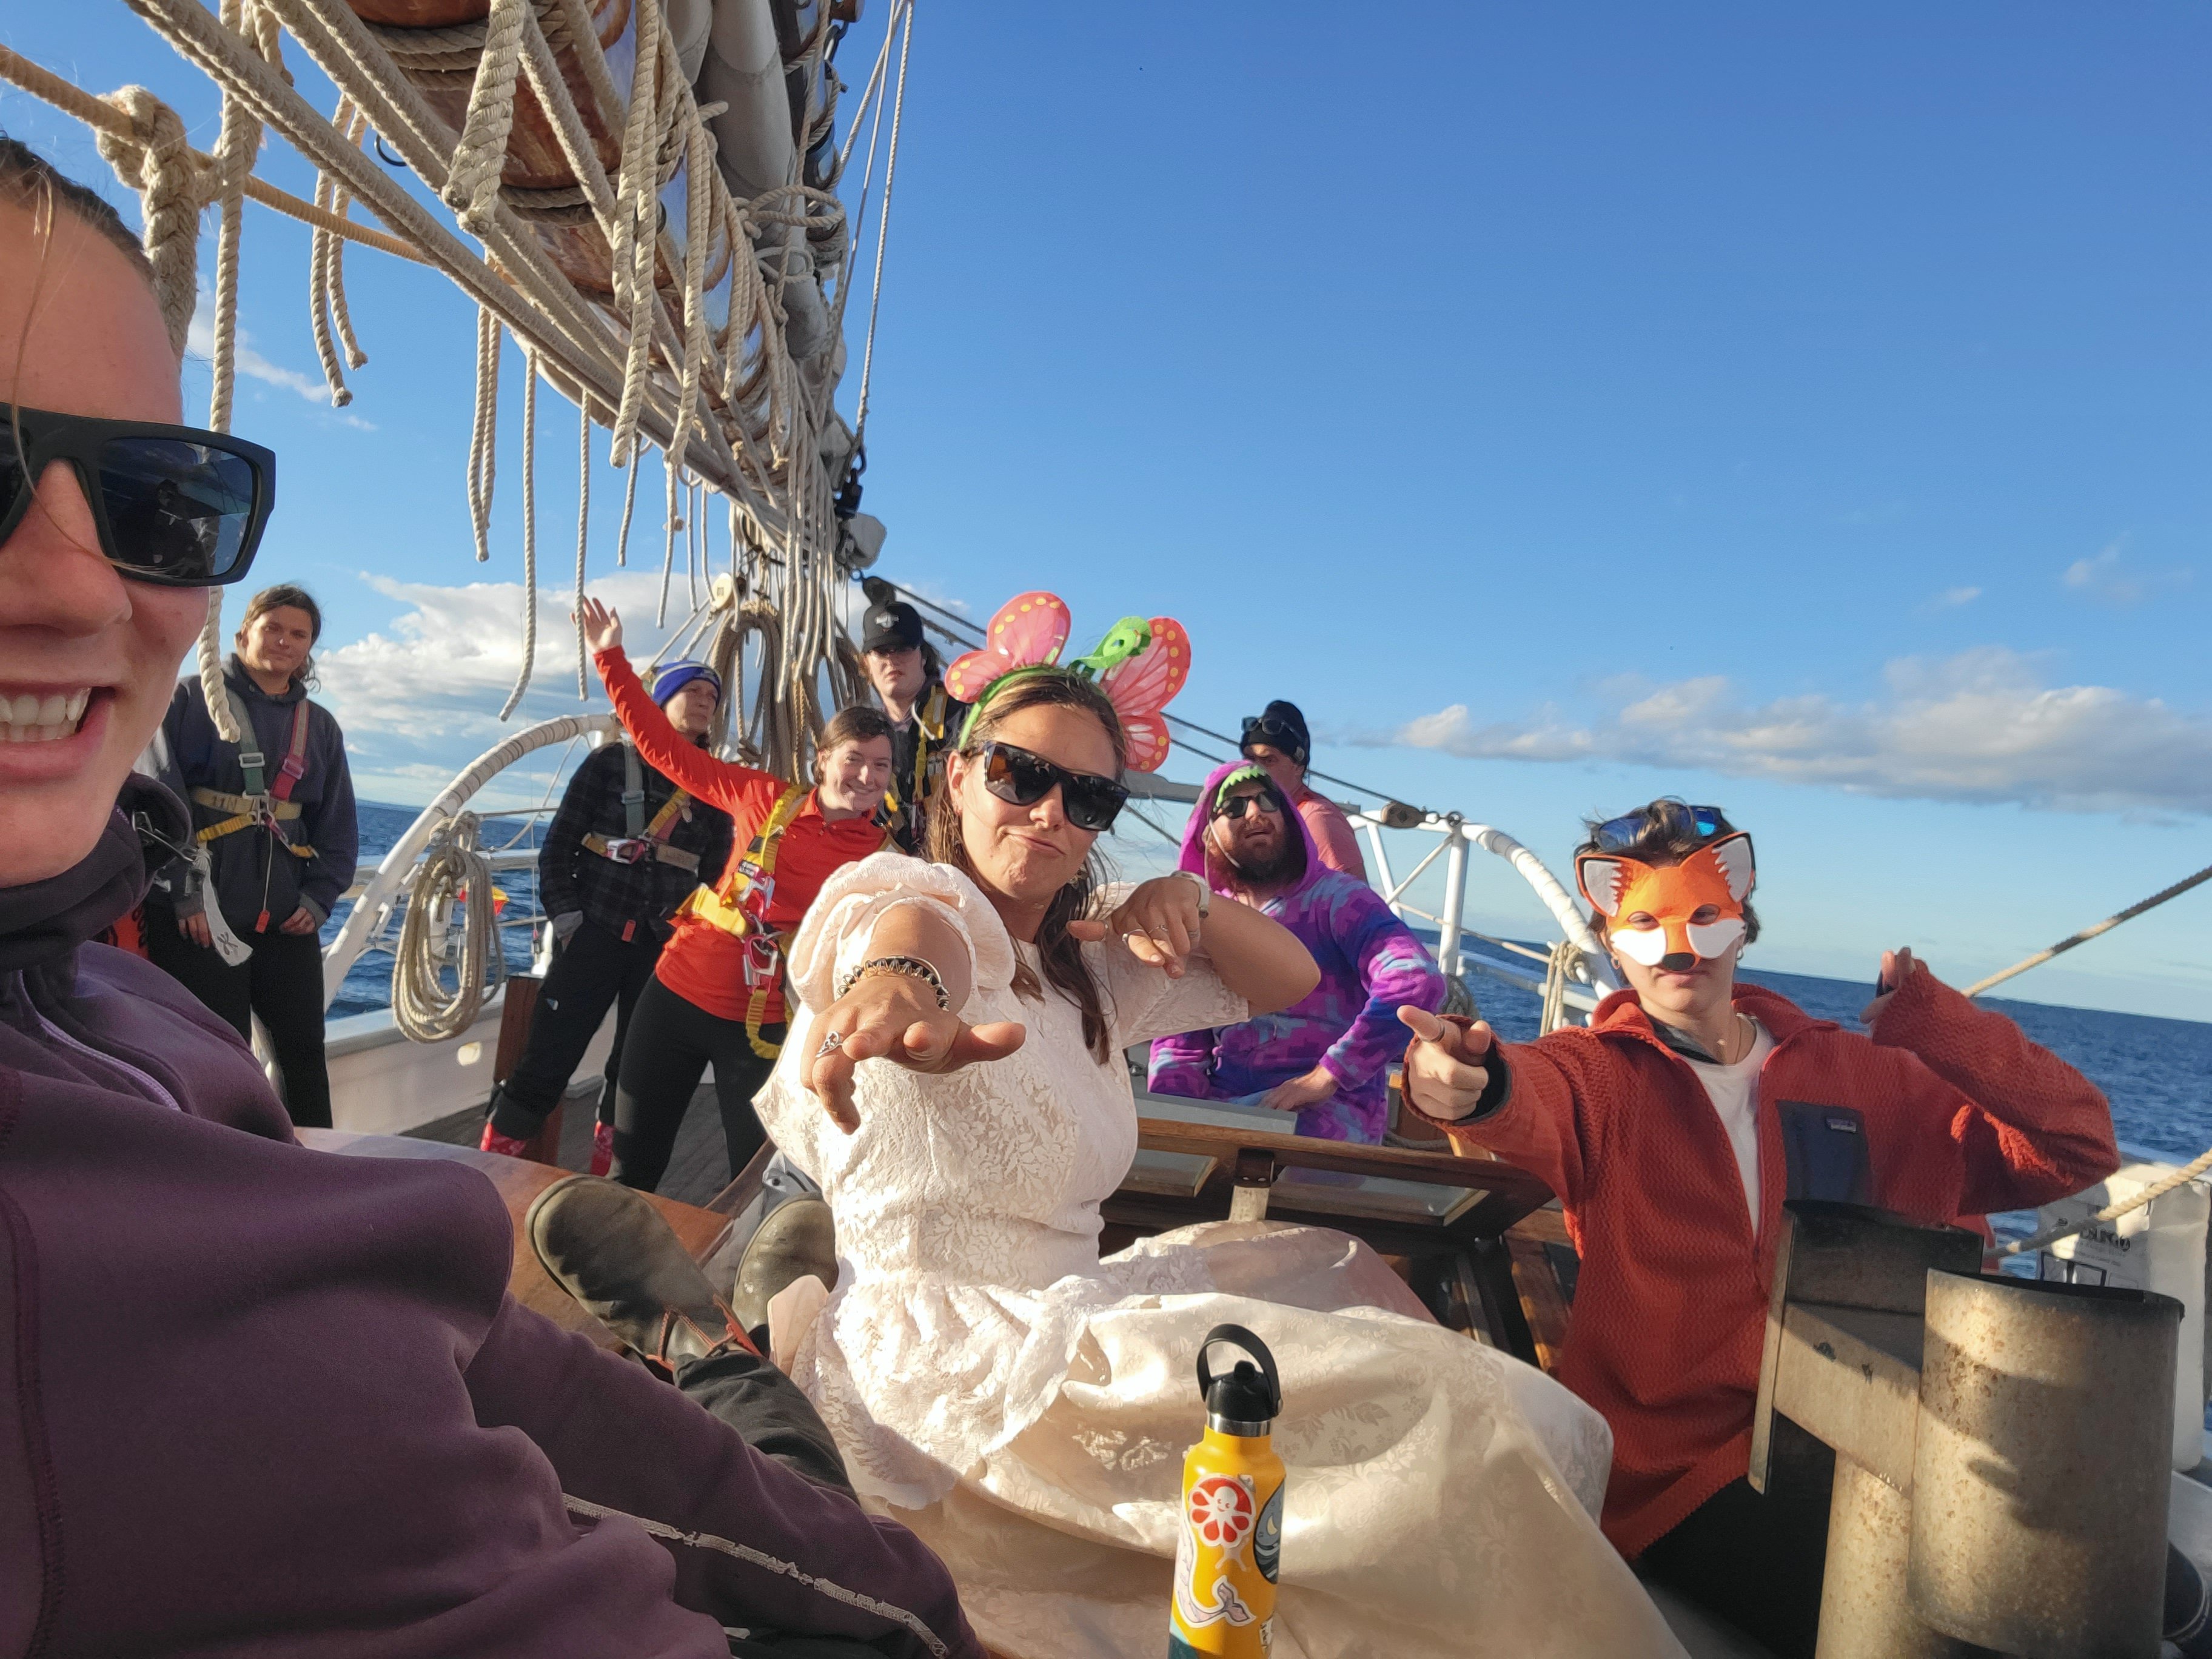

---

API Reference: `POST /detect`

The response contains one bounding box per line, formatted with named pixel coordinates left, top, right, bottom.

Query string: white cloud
left=185, top=292, right=377, bottom=431
left=2063, top=539, right=2185, bottom=606
left=1922, top=585, right=1982, bottom=611
left=1381, top=647, right=2212, bottom=816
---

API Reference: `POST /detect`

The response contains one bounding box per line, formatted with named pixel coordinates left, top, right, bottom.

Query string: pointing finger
left=1399, top=1005, right=1444, bottom=1042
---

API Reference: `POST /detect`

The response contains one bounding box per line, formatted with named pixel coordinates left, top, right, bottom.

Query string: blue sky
left=4, top=3, right=2203, bottom=1017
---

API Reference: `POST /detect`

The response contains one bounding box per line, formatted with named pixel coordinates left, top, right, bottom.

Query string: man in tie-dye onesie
left=1148, top=760, right=1446, bottom=1142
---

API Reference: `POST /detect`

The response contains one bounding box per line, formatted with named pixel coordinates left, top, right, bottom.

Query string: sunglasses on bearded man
left=977, top=740, right=1130, bottom=833
left=1, top=401, right=276, bottom=587
left=1213, top=789, right=1284, bottom=822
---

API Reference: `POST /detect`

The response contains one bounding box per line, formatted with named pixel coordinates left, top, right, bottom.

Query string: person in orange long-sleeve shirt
left=577, top=597, right=894, bottom=1193
left=1398, top=798, right=2118, bottom=1659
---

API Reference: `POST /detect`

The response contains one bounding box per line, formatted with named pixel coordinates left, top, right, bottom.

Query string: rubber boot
left=525, top=1175, right=758, bottom=1368
left=731, top=1196, right=837, bottom=1334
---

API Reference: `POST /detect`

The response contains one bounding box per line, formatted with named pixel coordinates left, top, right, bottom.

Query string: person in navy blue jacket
left=144, top=583, right=358, bottom=1127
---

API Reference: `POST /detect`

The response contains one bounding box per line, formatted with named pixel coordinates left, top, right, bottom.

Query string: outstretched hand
left=574, top=595, right=623, bottom=655
left=1067, top=876, right=1205, bottom=979
left=1860, top=947, right=1920, bottom=1027
left=803, top=971, right=1025, bottom=1134
left=1397, top=1005, right=1497, bottom=1123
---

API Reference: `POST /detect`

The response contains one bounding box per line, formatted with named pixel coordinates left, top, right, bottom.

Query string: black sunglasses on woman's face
left=977, top=740, right=1130, bottom=833
left=0, top=401, right=276, bottom=586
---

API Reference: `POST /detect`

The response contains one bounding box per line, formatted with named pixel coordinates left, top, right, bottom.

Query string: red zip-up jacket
left=1406, top=970, right=2117, bottom=1558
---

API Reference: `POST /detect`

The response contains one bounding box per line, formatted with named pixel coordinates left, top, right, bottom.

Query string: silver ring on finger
left=815, top=1029, right=846, bottom=1059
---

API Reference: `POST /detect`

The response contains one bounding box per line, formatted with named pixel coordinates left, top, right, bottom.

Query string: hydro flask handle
left=1196, top=1323, right=1282, bottom=1418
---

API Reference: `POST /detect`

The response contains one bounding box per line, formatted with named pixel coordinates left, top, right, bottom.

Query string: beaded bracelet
left=835, top=954, right=951, bottom=1010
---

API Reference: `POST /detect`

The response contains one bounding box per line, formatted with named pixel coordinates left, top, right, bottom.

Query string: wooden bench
left=298, top=1128, right=731, bottom=1348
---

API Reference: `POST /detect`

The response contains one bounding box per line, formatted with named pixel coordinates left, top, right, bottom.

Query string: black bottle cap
left=1197, top=1324, right=1282, bottom=1433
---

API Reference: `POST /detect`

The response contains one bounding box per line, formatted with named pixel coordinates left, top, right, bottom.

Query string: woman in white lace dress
left=754, top=671, right=1685, bottom=1658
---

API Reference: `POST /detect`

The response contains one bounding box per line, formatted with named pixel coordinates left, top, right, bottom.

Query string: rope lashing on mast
left=390, top=813, right=506, bottom=1043
left=1964, top=860, right=2212, bottom=999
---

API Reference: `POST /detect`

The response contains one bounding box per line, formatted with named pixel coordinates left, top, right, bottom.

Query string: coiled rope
left=391, top=814, right=506, bottom=1042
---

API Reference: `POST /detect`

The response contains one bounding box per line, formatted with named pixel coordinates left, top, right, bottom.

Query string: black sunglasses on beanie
left=977, top=740, right=1129, bottom=833
left=0, top=401, right=276, bottom=586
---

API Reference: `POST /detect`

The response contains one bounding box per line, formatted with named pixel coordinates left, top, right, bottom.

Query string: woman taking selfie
left=143, top=580, right=357, bottom=1128
left=576, top=594, right=896, bottom=1191
left=0, top=139, right=976, bottom=1657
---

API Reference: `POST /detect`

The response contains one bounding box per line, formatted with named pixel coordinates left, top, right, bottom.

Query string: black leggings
left=489, top=919, right=662, bottom=1136
left=610, top=975, right=780, bottom=1194
left=145, top=902, right=332, bottom=1130
left=1637, top=1465, right=1832, bottom=1659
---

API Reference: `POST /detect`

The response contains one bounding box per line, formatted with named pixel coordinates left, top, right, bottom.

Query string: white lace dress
left=755, top=855, right=1685, bottom=1658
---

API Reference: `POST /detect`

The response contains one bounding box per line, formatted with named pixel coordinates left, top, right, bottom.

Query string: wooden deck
left=401, top=1082, right=740, bottom=1210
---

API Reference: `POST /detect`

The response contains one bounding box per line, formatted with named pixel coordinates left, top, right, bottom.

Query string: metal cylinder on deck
left=1908, top=1269, right=2180, bottom=1658
left=1819, top=1456, right=1996, bottom=1659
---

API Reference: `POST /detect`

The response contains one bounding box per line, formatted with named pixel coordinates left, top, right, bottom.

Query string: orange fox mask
left=1575, top=833, right=1756, bottom=971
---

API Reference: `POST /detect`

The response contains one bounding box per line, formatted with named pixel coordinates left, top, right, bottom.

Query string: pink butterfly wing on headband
left=1119, top=714, right=1173, bottom=774
left=943, top=591, right=1073, bottom=705
left=1099, top=617, right=1189, bottom=774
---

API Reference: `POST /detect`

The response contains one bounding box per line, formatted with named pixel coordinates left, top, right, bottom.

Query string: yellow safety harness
left=677, top=786, right=893, bottom=1058
left=883, top=682, right=951, bottom=831
left=190, top=691, right=315, bottom=859
left=675, top=786, right=810, bottom=1060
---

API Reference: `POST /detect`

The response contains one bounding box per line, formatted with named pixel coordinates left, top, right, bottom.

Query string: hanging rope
left=851, top=0, right=912, bottom=448
left=574, top=396, right=592, bottom=695
left=499, top=346, right=540, bottom=720
left=1965, top=861, right=2212, bottom=998
left=390, top=814, right=506, bottom=1042
left=467, top=303, right=501, bottom=563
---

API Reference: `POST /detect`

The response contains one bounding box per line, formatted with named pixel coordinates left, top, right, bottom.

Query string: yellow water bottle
left=1170, top=1324, right=1285, bottom=1658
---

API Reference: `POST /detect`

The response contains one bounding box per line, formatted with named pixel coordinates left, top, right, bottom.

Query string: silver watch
left=1172, top=868, right=1212, bottom=917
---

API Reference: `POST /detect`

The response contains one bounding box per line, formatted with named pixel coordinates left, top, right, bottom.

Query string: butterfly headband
left=942, top=591, right=1191, bottom=773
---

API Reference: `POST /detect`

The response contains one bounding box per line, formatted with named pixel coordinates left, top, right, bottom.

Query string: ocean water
left=329, top=800, right=2211, bottom=1167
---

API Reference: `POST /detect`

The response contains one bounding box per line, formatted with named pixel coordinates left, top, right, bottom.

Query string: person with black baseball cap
left=857, top=588, right=966, bottom=853
left=1239, top=697, right=1368, bottom=879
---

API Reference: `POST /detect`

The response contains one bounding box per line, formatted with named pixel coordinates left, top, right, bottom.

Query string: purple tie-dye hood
left=1151, top=760, right=1445, bottom=1142
left=1177, top=759, right=1326, bottom=902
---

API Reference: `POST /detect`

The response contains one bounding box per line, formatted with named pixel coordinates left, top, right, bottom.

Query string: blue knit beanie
left=651, top=660, right=723, bottom=706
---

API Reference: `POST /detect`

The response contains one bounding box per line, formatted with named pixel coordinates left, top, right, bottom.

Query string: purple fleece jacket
left=0, top=780, right=979, bottom=1659
left=1147, top=761, right=1446, bottom=1143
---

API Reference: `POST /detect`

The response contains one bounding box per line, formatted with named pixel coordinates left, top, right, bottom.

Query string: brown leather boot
left=525, top=1175, right=756, bottom=1369
left=731, top=1196, right=837, bottom=1335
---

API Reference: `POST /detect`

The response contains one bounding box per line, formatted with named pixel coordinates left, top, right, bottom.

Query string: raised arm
left=1072, top=877, right=1319, bottom=1013
left=578, top=597, right=777, bottom=818
left=1866, top=953, right=2118, bottom=1213
left=799, top=880, right=1025, bottom=1133
left=1398, top=1009, right=1601, bottom=1210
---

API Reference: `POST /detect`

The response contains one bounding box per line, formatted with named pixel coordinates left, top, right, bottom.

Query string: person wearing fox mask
left=1396, top=798, right=2119, bottom=1658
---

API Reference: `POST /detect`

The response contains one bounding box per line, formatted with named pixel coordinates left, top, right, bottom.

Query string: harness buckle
left=598, top=837, right=651, bottom=865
